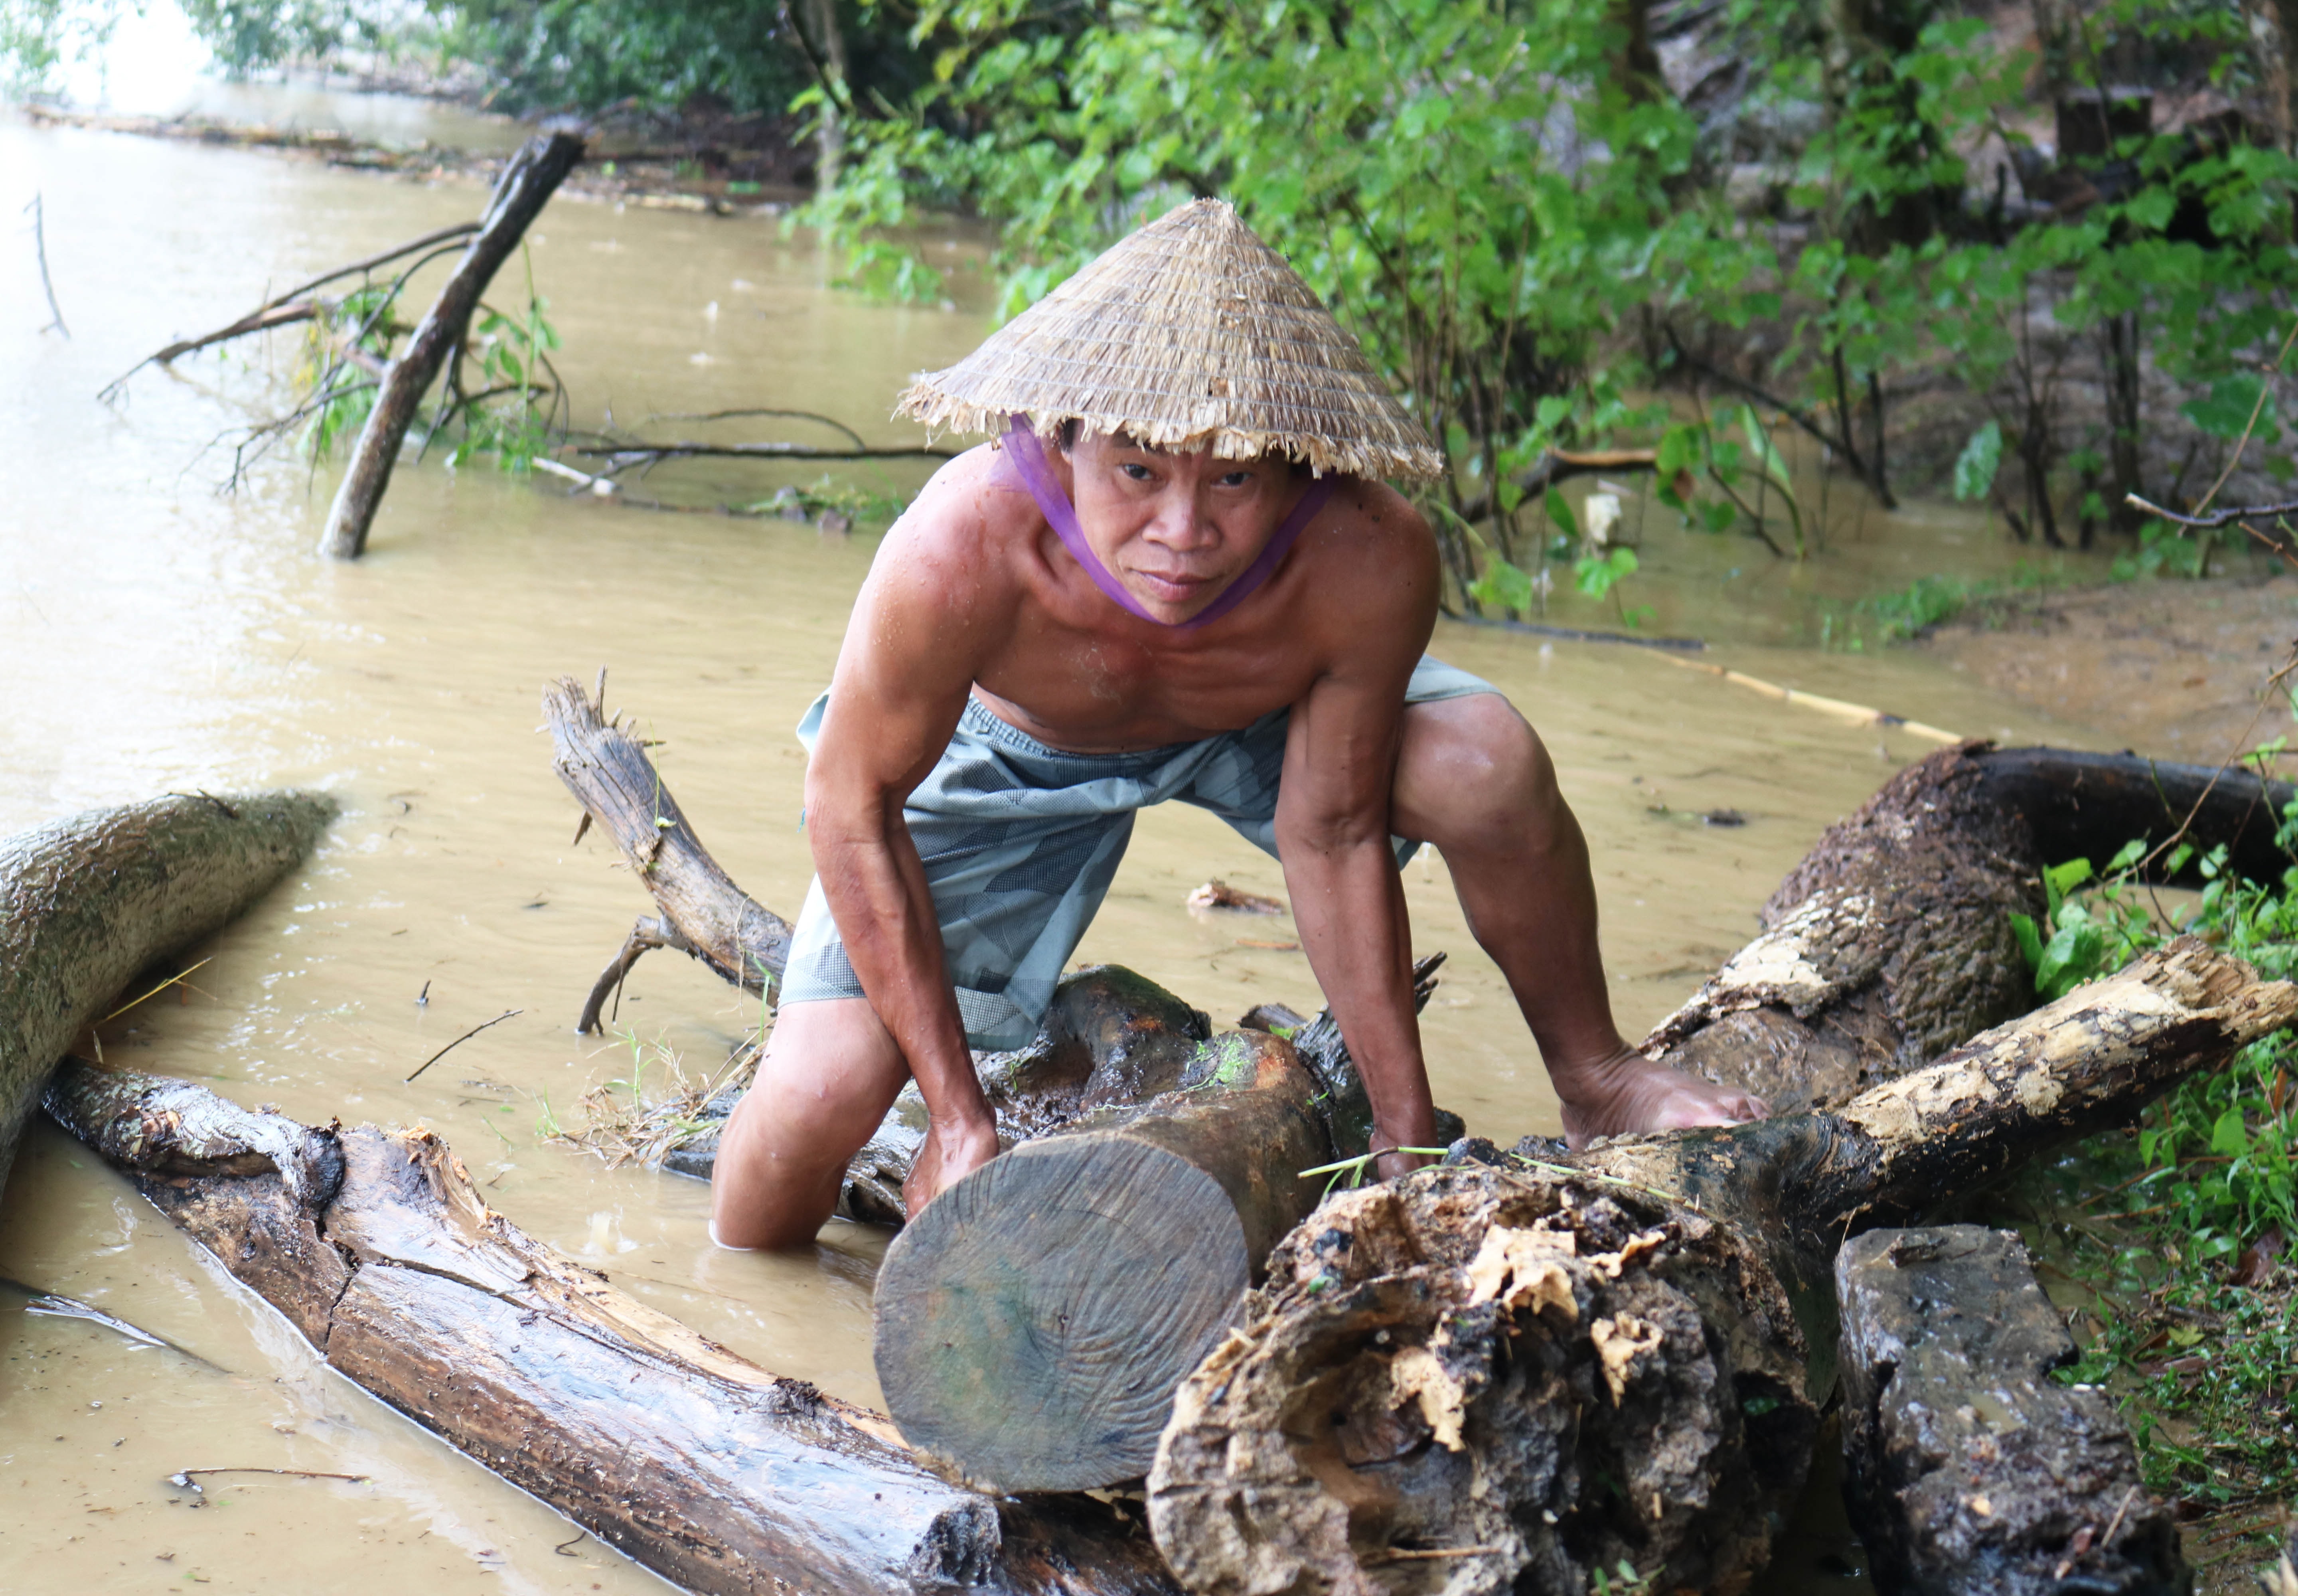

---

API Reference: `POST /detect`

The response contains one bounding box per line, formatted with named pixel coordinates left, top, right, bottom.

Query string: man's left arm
left=1273, top=506, right=1441, bottom=1177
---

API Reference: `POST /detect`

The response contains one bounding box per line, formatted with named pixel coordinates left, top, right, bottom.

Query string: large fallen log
left=873, top=1026, right=1332, bottom=1493
left=1836, top=1225, right=2188, bottom=1596
left=863, top=958, right=1458, bottom=1493
left=0, top=791, right=335, bottom=1195
left=1145, top=938, right=2295, bottom=1596
left=44, top=1061, right=1179, bottom=1596
left=1647, top=741, right=2294, bottom=1114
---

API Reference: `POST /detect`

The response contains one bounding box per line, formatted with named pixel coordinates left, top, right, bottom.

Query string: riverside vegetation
left=14, top=0, right=2298, bottom=615
left=2000, top=800, right=2298, bottom=1568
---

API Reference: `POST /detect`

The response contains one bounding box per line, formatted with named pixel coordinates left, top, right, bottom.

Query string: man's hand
left=902, top=1111, right=1003, bottom=1217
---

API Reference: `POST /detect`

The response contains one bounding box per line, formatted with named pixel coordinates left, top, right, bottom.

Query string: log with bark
left=862, top=743, right=2298, bottom=1499
left=0, top=791, right=335, bottom=1195
left=320, top=130, right=586, bottom=559
left=1643, top=740, right=2294, bottom=1117
left=43, top=1059, right=1179, bottom=1596
left=872, top=1025, right=1335, bottom=1493
left=1145, top=938, right=2294, bottom=1596
left=1836, top=1225, right=2187, bottom=1596
left=860, top=962, right=1460, bottom=1493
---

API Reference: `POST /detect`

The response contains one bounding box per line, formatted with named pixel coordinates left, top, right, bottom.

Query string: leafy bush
left=2020, top=799, right=2298, bottom=1507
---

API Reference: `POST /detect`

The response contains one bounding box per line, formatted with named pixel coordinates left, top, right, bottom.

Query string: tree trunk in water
left=0, top=791, right=335, bottom=1195
left=44, top=1060, right=1180, bottom=1596
left=1836, top=1226, right=2188, bottom=1596
left=319, top=132, right=584, bottom=559
left=1647, top=741, right=2293, bottom=1116
left=1146, top=938, right=2294, bottom=1596
left=802, top=0, right=850, bottom=193
left=542, top=674, right=791, bottom=1030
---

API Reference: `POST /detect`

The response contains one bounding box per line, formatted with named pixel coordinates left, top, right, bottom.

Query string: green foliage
left=438, top=0, right=805, bottom=118
left=807, top=0, right=1745, bottom=606
left=178, top=0, right=420, bottom=75
left=1951, top=421, right=2002, bottom=503
left=2008, top=850, right=2158, bottom=1001
left=2181, top=373, right=2280, bottom=445
left=2111, top=521, right=2207, bottom=581
left=1860, top=573, right=1974, bottom=642
left=298, top=247, right=568, bottom=474
left=2014, top=795, right=2298, bottom=1506
left=1649, top=408, right=1805, bottom=557
left=0, top=0, right=124, bottom=92
left=1467, top=553, right=1538, bottom=618
left=1574, top=545, right=1639, bottom=602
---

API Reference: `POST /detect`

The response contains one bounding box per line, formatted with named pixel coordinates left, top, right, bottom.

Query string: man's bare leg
left=711, top=997, right=911, bottom=1250
left=1390, top=693, right=1767, bottom=1147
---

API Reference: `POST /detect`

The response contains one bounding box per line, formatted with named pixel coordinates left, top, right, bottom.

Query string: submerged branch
left=571, top=439, right=957, bottom=471
left=98, top=223, right=482, bottom=402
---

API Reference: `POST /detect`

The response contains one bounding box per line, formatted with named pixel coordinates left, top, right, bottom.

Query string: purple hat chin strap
left=1001, top=416, right=1333, bottom=630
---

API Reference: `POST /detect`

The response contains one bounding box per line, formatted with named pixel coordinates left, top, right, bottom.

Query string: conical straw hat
left=896, top=199, right=1444, bottom=482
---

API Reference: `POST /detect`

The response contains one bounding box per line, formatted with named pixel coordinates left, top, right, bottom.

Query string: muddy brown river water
left=0, top=101, right=2138, bottom=1594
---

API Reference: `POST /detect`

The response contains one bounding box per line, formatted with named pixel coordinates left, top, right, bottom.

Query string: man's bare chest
left=969, top=624, right=1327, bottom=753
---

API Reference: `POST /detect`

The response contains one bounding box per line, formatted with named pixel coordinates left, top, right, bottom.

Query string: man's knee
left=711, top=999, right=905, bottom=1246
left=1398, top=693, right=1561, bottom=851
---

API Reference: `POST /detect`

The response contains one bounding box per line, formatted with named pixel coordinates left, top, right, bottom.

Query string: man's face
left=1065, top=430, right=1293, bottom=624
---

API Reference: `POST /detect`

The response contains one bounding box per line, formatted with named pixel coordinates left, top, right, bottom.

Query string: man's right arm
left=804, top=470, right=1010, bottom=1206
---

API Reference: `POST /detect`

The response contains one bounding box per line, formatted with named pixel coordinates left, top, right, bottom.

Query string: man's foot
left=1554, top=1045, right=1768, bottom=1150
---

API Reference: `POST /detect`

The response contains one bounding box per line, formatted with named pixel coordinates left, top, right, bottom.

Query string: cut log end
left=875, top=1134, right=1252, bottom=1492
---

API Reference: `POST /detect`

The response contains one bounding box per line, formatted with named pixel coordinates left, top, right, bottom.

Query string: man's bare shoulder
left=864, top=444, right=1037, bottom=614
left=1293, top=475, right=1441, bottom=640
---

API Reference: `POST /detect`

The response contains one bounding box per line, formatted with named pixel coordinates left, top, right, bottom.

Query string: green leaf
left=2010, top=910, right=2044, bottom=972
left=1953, top=421, right=2003, bottom=502
left=1469, top=556, right=1536, bottom=615
left=2122, top=186, right=2176, bottom=232
left=2045, top=857, right=2093, bottom=916
left=2211, top=1106, right=2251, bottom=1159
left=1737, top=405, right=1792, bottom=493
left=1545, top=486, right=1579, bottom=543
left=2035, top=918, right=2106, bottom=999
left=1655, top=423, right=1704, bottom=479
left=2182, top=375, right=2279, bottom=444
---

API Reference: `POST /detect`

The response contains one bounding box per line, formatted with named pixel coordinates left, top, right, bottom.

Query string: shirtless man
left=711, top=201, right=1765, bottom=1250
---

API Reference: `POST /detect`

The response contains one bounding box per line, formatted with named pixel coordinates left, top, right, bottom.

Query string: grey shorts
left=780, top=655, right=1499, bottom=1048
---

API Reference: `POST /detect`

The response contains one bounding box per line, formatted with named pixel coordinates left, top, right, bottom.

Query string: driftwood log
left=543, top=674, right=792, bottom=1032
left=541, top=697, right=2298, bottom=1502
left=1836, top=1225, right=2188, bottom=1596
left=1548, top=739, right=2298, bottom=1410
left=1145, top=939, right=2294, bottom=1596
left=0, top=791, right=334, bottom=1195
left=1648, top=742, right=2295, bottom=1116
left=320, top=131, right=585, bottom=559
left=44, top=1061, right=1179, bottom=1596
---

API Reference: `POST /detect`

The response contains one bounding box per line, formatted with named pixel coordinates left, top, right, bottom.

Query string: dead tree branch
left=320, top=130, right=585, bottom=559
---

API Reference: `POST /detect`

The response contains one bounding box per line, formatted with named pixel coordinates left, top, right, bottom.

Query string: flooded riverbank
left=1, top=102, right=2131, bottom=1593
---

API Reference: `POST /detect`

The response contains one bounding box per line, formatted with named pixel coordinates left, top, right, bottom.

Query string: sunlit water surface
left=1, top=101, right=2110, bottom=1594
